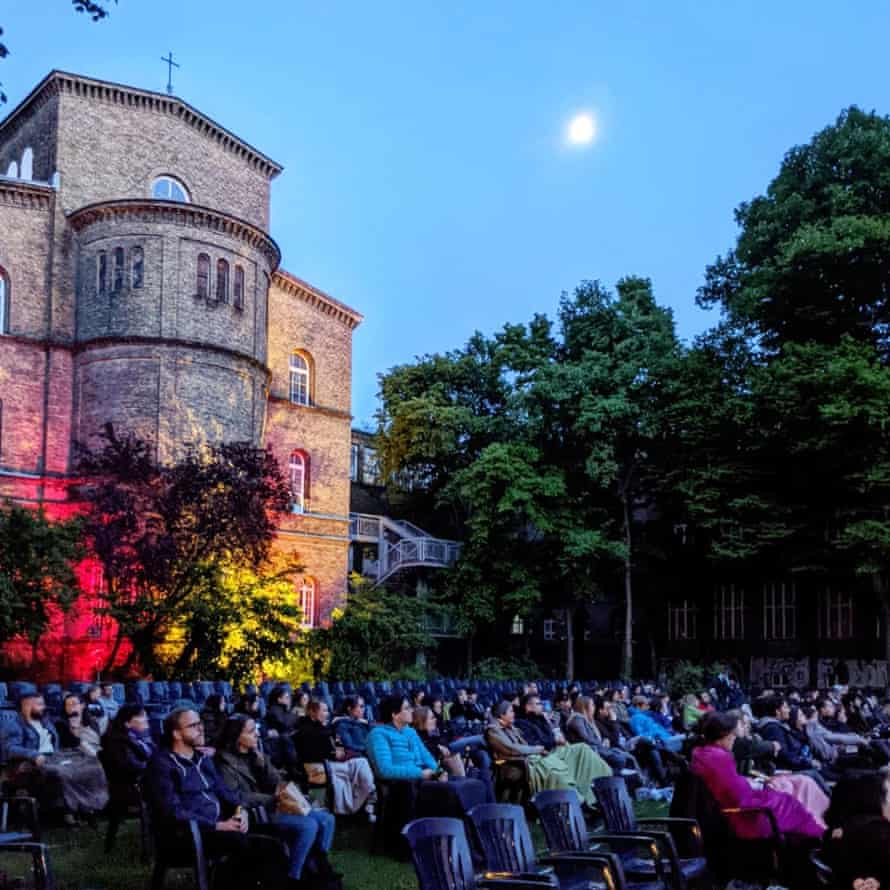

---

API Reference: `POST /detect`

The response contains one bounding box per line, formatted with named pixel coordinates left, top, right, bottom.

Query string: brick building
left=0, top=70, right=362, bottom=675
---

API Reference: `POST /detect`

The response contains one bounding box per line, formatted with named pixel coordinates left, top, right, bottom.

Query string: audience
left=101, top=704, right=156, bottom=787
left=144, top=706, right=289, bottom=890
left=199, top=694, right=228, bottom=749
left=628, top=694, right=685, bottom=752
left=215, top=714, right=339, bottom=887
left=98, top=683, right=120, bottom=722
left=691, top=711, right=823, bottom=842
left=485, top=700, right=609, bottom=807
left=267, top=686, right=300, bottom=738
left=56, top=693, right=102, bottom=755
left=5, top=693, right=108, bottom=823
left=294, top=700, right=376, bottom=816
left=566, top=695, right=639, bottom=774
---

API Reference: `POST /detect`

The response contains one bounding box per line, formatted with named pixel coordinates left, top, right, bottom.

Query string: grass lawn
left=3, top=801, right=672, bottom=889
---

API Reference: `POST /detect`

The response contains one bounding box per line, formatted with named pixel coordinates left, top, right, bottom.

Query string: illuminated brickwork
left=0, top=71, right=362, bottom=677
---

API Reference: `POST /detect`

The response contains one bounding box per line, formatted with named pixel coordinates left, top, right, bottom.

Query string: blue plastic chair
left=468, top=803, right=634, bottom=890
left=403, top=817, right=618, bottom=890
left=593, top=777, right=708, bottom=889
left=531, top=790, right=670, bottom=890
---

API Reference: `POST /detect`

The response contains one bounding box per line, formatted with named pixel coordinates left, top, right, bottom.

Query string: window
left=511, top=615, right=525, bottom=635
left=350, top=443, right=359, bottom=482
left=289, top=352, right=310, bottom=406
left=20, top=147, right=33, bottom=180
left=151, top=176, right=190, bottom=202
left=233, top=265, right=245, bottom=310
left=668, top=599, right=698, bottom=640
left=362, top=447, right=381, bottom=485
left=298, top=577, right=316, bottom=629
left=289, top=451, right=308, bottom=512
left=5, top=160, right=18, bottom=178
left=763, top=582, right=796, bottom=640
left=131, top=247, right=144, bottom=289
left=196, top=254, right=210, bottom=299
left=0, top=268, right=7, bottom=334
left=97, top=251, right=107, bottom=295
left=112, top=247, right=125, bottom=292
left=543, top=619, right=556, bottom=640
left=714, top=584, right=745, bottom=640
left=216, top=259, right=229, bottom=303
left=819, top=590, right=854, bottom=640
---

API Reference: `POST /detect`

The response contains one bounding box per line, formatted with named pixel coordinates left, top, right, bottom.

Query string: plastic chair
left=594, top=776, right=708, bottom=889
left=531, top=789, right=670, bottom=890
left=0, top=842, right=54, bottom=890
left=404, top=817, right=620, bottom=890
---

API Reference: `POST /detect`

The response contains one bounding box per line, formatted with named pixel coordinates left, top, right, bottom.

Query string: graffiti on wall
left=749, top=657, right=809, bottom=689
left=817, top=659, right=889, bottom=689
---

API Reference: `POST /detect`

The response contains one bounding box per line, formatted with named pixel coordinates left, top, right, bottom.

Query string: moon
left=567, top=112, right=596, bottom=146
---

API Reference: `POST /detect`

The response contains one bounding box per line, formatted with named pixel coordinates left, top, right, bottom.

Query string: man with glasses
left=144, top=706, right=288, bottom=889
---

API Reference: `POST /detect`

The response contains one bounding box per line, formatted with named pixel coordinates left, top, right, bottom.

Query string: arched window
left=20, top=148, right=33, bottom=180
left=289, top=352, right=311, bottom=406
left=298, top=577, right=316, bottom=629
left=112, top=247, right=125, bottom=292
left=289, top=450, right=309, bottom=512
left=97, top=251, right=107, bottom=295
left=5, top=160, right=18, bottom=178
left=233, top=265, right=245, bottom=310
left=0, top=268, right=8, bottom=334
left=196, top=253, right=210, bottom=299
left=216, top=259, right=229, bottom=303
left=131, top=247, right=144, bottom=289
left=151, top=175, right=190, bottom=202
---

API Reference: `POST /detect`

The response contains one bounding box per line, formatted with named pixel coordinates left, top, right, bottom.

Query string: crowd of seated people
left=7, top=674, right=890, bottom=888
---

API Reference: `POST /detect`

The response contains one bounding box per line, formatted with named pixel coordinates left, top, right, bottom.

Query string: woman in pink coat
left=691, top=711, right=823, bottom=841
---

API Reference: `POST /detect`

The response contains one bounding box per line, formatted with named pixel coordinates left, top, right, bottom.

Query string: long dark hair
left=104, top=703, right=147, bottom=739
left=696, top=710, right=740, bottom=744
left=825, top=774, right=886, bottom=829
left=217, top=713, right=255, bottom=754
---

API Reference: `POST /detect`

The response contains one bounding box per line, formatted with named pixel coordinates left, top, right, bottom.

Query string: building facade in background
left=0, top=70, right=362, bottom=677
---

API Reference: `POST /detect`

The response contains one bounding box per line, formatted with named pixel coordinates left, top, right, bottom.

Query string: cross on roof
left=161, top=51, right=180, bottom=96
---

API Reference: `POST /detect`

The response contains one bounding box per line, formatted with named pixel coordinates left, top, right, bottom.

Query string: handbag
left=276, top=781, right=312, bottom=816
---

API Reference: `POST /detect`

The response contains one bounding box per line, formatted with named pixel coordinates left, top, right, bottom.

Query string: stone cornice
left=0, top=178, right=54, bottom=211
left=67, top=199, right=281, bottom=270
left=267, top=393, right=352, bottom=420
left=0, top=70, right=283, bottom=179
left=273, top=269, right=363, bottom=330
left=73, top=335, right=273, bottom=380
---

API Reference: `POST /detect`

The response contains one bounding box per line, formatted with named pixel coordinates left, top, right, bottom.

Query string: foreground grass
left=1, top=801, right=672, bottom=889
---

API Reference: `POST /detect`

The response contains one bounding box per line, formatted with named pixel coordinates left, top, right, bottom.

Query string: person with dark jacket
left=100, top=704, right=156, bottom=852
left=215, top=714, right=337, bottom=886
left=56, top=693, right=102, bottom=753
left=756, top=696, right=830, bottom=794
left=266, top=687, right=300, bottom=737
left=515, top=694, right=558, bottom=750
left=825, top=772, right=890, bottom=889
left=199, top=694, right=228, bottom=748
left=144, top=707, right=287, bottom=890
left=334, top=697, right=370, bottom=754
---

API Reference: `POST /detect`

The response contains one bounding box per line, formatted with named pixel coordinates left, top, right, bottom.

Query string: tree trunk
left=467, top=633, right=474, bottom=678
left=621, top=492, right=633, bottom=679
left=102, top=628, right=125, bottom=675
left=565, top=607, right=575, bottom=682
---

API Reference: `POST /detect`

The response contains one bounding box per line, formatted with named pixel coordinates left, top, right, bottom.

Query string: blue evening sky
left=4, top=3, right=890, bottom=426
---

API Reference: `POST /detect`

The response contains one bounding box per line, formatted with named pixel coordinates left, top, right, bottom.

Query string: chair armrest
left=539, top=851, right=627, bottom=889
left=0, top=795, right=39, bottom=839
left=721, top=806, right=782, bottom=841
left=588, top=832, right=669, bottom=880
left=481, top=870, right=557, bottom=886
left=639, top=816, right=705, bottom=857
left=477, top=880, right=558, bottom=890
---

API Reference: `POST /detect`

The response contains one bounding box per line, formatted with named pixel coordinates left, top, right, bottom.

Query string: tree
left=299, top=576, right=433, bottom=681
left=1, top=2, right=116, bottom=104
left=0, top=503, right=83, bottom=657
left=77, top=425, right=290, bottom=674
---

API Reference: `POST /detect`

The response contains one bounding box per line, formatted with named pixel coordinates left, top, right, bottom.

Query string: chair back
left=809, top=849, right=834, bottom=887
left=467, top=803, right=537, bottom=874
left=531, top=789, right=588, bottom=853
left=594, top=776, right=637, bottom=832
left=402, top=817, right=477, bottom=890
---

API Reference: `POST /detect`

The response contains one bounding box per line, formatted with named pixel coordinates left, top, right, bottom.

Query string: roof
left=0, top=70, right=283, bottom=179
left=273, top=268, right=364, bottom=330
